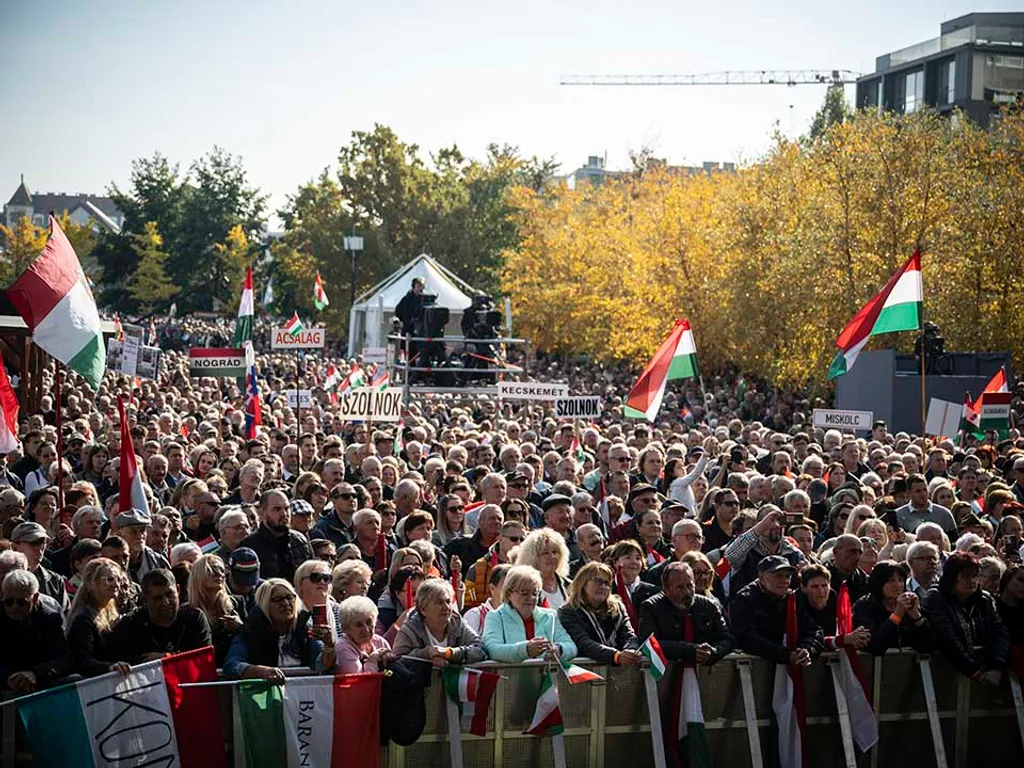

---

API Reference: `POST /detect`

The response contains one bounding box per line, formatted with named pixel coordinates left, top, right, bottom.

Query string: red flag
left=0, top=364, right=19, bottom=453
left=333, top=674, right=383, bottom=767
left=161, top=647, right=224, bottom=768
left=376, top=533, right=388, bottom=571
left=615, top=566, right=638, bottom=630
left=117, top=396, right=148, bottom=514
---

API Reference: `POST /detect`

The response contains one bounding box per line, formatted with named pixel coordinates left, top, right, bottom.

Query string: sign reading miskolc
left=271, top=327, right=326, bottom=349
left=812, top=408, right=874, bottom=431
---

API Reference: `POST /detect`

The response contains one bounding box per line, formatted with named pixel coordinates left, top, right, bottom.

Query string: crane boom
left=561, top=70, right=861, bottom=87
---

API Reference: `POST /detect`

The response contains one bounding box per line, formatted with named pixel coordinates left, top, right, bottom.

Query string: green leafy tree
left=808, top=86, right=854, bottom=142
left=127, top=221, right=177, bottom=312
left=0, top=215, right=47, bottom=285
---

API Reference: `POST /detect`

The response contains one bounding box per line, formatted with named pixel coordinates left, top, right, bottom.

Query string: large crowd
left=0, top=317, right=1021, bottom=757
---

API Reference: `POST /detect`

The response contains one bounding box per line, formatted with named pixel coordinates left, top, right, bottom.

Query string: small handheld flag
left=314, top=271, right=330, bottom=310
left=283, top=312, right=304, bottom=338
left=640, top=635, right=668, bottom=680
left=234, top=266, right=254, bottom=347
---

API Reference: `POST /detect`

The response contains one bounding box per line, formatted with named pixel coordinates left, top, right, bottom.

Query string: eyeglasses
left=305, top=572, right=331, bottom=585
left=333, top=493, right=356, bottom=501
left=611, top=456, right=630, bottom=462
left=3, top=597, right=31, bottom=608
left=588, top=578, right=612, bottom=588
left=271, top=594, right=297, bottom=605
left=692, top=569, right=713, bottom=578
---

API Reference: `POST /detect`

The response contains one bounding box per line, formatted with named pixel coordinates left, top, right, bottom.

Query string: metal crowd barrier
left=2, top=651, right=1021, bottom=767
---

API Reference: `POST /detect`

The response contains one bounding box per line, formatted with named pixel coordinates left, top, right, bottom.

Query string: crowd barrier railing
left=2, top=650, right=1021, bottom=768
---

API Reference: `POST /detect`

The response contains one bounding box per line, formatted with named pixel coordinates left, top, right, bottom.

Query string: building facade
left=3, top=176, right=124, bottom=232
left=856, top=13, right=1024, bottom=127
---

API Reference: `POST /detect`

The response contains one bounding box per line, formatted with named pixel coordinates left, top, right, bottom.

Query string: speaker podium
left=834, top=350, right=1011, bottom=435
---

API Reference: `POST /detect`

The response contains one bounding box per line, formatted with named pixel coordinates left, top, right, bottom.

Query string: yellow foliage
left=502, top=109, right=1024, bottom=389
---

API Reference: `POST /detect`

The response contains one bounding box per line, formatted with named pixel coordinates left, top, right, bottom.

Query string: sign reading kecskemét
left=497, top=382, right=570, bottom=401
left=271, top=327, right=326, bottom=349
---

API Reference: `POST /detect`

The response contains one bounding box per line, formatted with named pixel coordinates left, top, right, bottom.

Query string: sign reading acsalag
left=554, top=396, right=602, bottom=420
left=188, top=348, right=246, bottom=378
left=271, top=327, right=326, bottom=349
left=497, top=382, right=570, bottom=401
left=812, top=408, right=874, bottom=431
left=337, top=387, right=403, bottom=422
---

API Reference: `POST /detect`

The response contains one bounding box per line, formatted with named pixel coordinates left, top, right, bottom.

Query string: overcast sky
left=0, top=0, right=1012, bottom=221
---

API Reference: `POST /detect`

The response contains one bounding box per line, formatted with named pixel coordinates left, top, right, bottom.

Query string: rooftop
left=873, top=12, right=1024, bottom=73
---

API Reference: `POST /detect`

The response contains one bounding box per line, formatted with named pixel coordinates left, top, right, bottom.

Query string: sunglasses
left=3, top=597, right=31, bottom=608
left=333, top=493, right=356, bottom=501
left=305, top=572, right=331, bottom=584
left=447, top=505, right=465, bottom=513
left=504, top=534, right=524, bottom=543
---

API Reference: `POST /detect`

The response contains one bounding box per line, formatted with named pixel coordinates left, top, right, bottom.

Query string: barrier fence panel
left=1, top=651, right=1020, bottom=767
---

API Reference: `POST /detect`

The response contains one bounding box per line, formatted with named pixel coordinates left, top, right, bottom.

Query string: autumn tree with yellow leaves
left=502, top=109, right=1024, bottom=389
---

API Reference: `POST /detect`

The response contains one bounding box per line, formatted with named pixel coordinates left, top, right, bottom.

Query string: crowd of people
left=0, top=330, right=1021, bottom=756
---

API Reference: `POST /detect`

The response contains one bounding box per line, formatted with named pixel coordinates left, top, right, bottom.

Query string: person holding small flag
left=482, top=564, right=577, bottom=663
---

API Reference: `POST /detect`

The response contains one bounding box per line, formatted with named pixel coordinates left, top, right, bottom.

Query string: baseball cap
left=503, top=470, right=528, bottom=484
left=114, top=508, right=152, bottom=528
left=11, top=521, right=48, bottom=544
left=627, top=484, right=658, bottom=506
left=227, top=547, right=260, bottom=586
left=541, top=494, right=573, bottom=512
left=661, top=499, right=687, bottom=513
left=0, top=488, right=25, bottom=507
left=687, top=446, right=705, bottom=458
left=289, top=499, right=314, bottom=517
left=758, top=555, right=796, bottom=574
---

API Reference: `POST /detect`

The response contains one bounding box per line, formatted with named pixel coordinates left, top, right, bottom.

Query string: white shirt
left=541, top=585, right=565, bottom=610
left=668, top=453, right=710, bottom=515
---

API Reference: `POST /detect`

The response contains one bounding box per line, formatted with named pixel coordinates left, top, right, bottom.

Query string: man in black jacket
left=730, top=555, right=824, bottom=666
left=109, top=569, right=212, bottom=664
left=445, top=504, right=503, bottom=566
left=240, top=490, right=313, bottom=582
left=0, top=570, right=72, bottom=692
left=828, top=534, right=869, bottom=603
left=638, top=561, right=734, bottom=664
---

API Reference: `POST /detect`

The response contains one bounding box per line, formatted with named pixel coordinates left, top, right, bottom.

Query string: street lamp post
left=344, top=235, right=364, bottom=356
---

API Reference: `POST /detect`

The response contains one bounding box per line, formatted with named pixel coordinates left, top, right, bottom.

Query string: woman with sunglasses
left=294, top=558, right=342, bottom=643
left=187, top=554, right=244, bottom=665
left=224, top=578, right=335, bottom=681
left=816, top=502, right=854, bottom=549
left=559, top=562, right=641, bottom=665
left=432, top=494, right=469, bottom=548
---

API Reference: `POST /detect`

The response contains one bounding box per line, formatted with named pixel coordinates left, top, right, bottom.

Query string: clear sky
left=0, top=0, right=1015, bottom=222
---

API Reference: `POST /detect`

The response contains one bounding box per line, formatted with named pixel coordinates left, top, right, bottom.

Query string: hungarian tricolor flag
left=668, top=615, right=711, bottom=768
left=625, top=319, right=700, bottom=422
left=828, top=250, right=922, bottom=380
left=244, top=344, right=261, bottom=439
left=234, top=266, right=254, bottom=347
left=8, top=214, right=105, bottom=388
left=113, top=313, right=125, bottom=342
left=561, top=658, right=603, bottom=684
left=971, top=367, right=1009, bottom=412
left=442, top=667, right=499, bottom=736
left=283, top=312, right=304, bottom=338
left=370, top=369, right=390, bottom=389
left=834, top=583, right=878, bottom=752
left=338, top=365, right=364, bottom=394
left=524, top=671, right=563, bottom=736
left=0, top=364, right=19, bottom=454
left=314, top=271, right=329, bottom=310
left=568, top=432, right=586, bottom=464
left=640, top=635, right=668, bottom=680
left=117, top=396, right=149, bottom=515
left=960, top=392, right=982, bottom=443
left=772, top=592, right=808, bottom=768
left=234, top=674, right=382, bottom=768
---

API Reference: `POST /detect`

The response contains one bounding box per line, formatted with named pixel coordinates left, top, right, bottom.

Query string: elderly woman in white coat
left=481, top=565, right=577, bottom=663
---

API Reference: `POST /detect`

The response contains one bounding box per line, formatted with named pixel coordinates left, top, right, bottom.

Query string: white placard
left=271, top=327, right=326, bottom=349
left=925, top=398, right=962, bottom=438
left=362, top=346, right=387, bottom=365
left=120, top=336, right=140, bottom=376
left=286, top=389, right=314, bottom=408
left=812, top=408, right=874, bottom=431
left=336, top=387, right=403, bottom=422
left=497, top=381, right=570, bottom=401
left=554, top=396, right=603, bottom=420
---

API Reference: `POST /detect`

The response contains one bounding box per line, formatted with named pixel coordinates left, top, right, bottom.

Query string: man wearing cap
left=541, top=493, right=580, bottom=560
left=114, top=508, right=171, bottom=585
left=11, top=521, right=68, bottom=610
left=309, top=482, right=358, bottom=546
left=186, top=490, right=222, bottom=543
left=240, top=490, right=313, bottom=582
left=719, top=507, right=804, bottom=600
left=110, top=568, right=212, bottom=663
left=226, top=547, right=262, bottom=617
left=505, top=470, right=544, bottom=530
left=0, top=570, right=73, bottom=692
left=610, top=484, right=659, bottom=543
left=730, top=555, right=824, bottom=666
left=288, top=499, right=315, bottom=535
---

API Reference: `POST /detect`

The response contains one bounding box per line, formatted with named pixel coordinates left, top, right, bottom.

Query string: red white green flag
left=283, top=312, right=304, bottom=338
left=442, top=667, right=498, bottom=736
left=560, top=658, right=603, bottom=684
left=971, top=366, right=1009, bottom=411
left=524, top=671, right=563, bottom=736
left=828, top=250, right=922, bottom=380
left=625, top=319, right=700, bottom=422
left=233, top=266, right=254, bottom=347
left=314, top=271, right=329, bottom=311
left=640, top=635, right=668, bottom=680
left=117, top=396, right=149, bottom=515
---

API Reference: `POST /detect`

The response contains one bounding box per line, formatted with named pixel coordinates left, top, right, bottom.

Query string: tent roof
left=353, top=253, right=478, bottom=313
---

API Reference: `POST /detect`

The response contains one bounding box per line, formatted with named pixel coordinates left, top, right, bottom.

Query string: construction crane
left=561, top=70, right=861, bottom=89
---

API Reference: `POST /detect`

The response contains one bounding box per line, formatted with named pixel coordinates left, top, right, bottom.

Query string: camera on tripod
left=462, top=295, right=501, bottom=339
left=414, top=294, right=449, bottom=339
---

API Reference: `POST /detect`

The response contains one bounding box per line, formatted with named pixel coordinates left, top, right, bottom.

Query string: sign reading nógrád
left=271, top=327, right=326, bottom=349
left=188, top=348, right=246, bottom=378
left=336, top=387, right=403, bottom=422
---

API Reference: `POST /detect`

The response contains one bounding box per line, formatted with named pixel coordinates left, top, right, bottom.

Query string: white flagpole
left=643, top=671, right=669, bottom=768
left=445, top=697, right=465, bottom=768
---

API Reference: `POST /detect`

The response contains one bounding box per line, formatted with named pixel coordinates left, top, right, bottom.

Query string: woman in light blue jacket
left=482, top=565, right=577, bottom=662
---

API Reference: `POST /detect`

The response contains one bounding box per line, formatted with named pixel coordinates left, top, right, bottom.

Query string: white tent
left=347, top=253, right=480, bottom=356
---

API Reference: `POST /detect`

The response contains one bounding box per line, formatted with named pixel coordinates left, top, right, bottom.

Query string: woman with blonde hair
left=332, top=559, right=373, bottom=601
left=187, top=554, right=243, bottom=665
left=844, top=504, right=876, bottom=535
left=680, top=551, right=720, bottom=605
left=66, top=558, right=131, bottom=677
left=294, top=558, right=342, bottom=640
left=482, top=565, right=577, bottom=662
left=516, top=528, right=570, bottom=609
left=558, top=561, right=641, bottom=665
left=392, top=579, right=486, bottom=666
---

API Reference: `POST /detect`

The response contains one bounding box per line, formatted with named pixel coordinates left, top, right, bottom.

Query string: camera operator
left=395, top=277, right=426, bottom=335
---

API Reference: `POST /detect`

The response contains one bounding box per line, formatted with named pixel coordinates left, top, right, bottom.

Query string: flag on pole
left=244, top=344, right=261, bottom=439
left=338, top=364, right=365, bottom=394
left=625, top=319, right=700, bottom=422
left=117, top=396, right=149, bottom=515
left=234, top=266, right=254, bottom=347
left=314, top=271, right=330, bottom=310
left=960, top=392, right=982, bottom=443
left=16, top=647, right=221, bottom=768
left=148, top=317, right=157, bottom=346
left=667, top=615, right=711, bottom=768
left=971, top=367, right=1009, bottom=411
left=113, top=313, right=125, bottom=342
left=828, top=250, right=922, bottom=380
left=0, top=364, right=19, bottom=454
left=568, top=432, right=586, bottom=464
left=7, top=214, right=105, bottom=388
left=283, top=312, right=304, bottom=338
left=639, top=635, right=668, bottom=681
left=371, top=369, right=390, bottom=389
left=524, top=671, right=564, bottom=736
left=560, top=658, right=603, bottom=684
left=442, top=667, right=499, bottom=736
left=772, top=592, right=808, bottom=768
left=234, top=674, right=382, bottom=768
left=834, top=583, right=879, bottom=752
